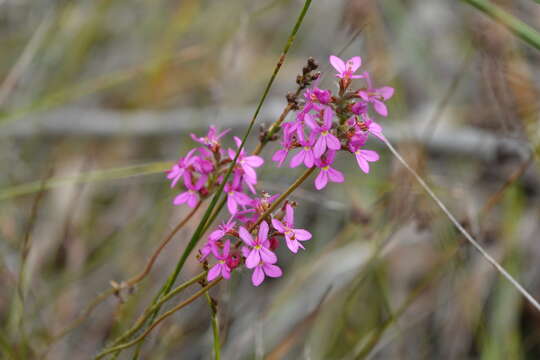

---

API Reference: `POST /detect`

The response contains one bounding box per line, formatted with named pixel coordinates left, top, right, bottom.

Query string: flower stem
left=104, top=271, right=206, bottom=350
left=94, top=278, right=222, bottom=360
left=206, top=292, right=220, bottom=360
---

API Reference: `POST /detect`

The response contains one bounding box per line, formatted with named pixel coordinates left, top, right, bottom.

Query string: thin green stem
left=463, top=0, right=540, bottom=51
left=206, top=293, right=220, bottom=360
left=106, top=271, right=206, bottom=349
left=94, top=279, right=221, bottom=359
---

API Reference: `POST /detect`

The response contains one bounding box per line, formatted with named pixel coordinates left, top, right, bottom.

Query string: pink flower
left=228, top=137, right=264, bottom=185
left=207, top=240, right=232, bottom=281
left=347, top=115, right=386, bottom=142
left=272, top=135, right=293, bottom=167
left=239, top=221, right=277, bottom=268
left=290, top=133, right=316, bottom=168
left=354, top=149, right=379, bottom=174
left=208, top=218, right=236, bottom=241
left=271, top=204, right=312, bottom=253
left=166, top=148, right=197, bottom=188
left=314, top=150, right=344, bottom=190
left=251, top=262, right=282, bottom=286
left=329, top=55, right=363, bottom=80
left=191, top=125, right=230, bottom=151
left=311, top=107, right=341, bottom=158
left=225, top=180, right=252, bottom=215
left=173, top=173, right=205, bottom=208
left=357, top=72, right=394, bottom=117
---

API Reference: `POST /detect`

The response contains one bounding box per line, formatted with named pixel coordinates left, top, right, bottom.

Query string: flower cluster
left=166, top=55, right=392, bottom=287
left=272, top=55, right=393, bottom=189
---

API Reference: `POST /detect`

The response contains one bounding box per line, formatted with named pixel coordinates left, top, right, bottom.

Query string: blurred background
left=1, top=0, right=540, bottom=359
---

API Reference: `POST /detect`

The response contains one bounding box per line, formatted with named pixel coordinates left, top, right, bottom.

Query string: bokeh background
left=1, top=0, right=540, bottom=359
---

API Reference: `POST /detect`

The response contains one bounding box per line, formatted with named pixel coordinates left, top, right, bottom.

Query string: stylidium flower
left=357, top=72, right=394, bottom=117
left=354, top=149, right=380, bottom=174
left=271, top=204, right=312, bottom=253
left=290, top=133, right=316, bottom=168
left=207, top=240, right=232, bottom=281
left=239, top=221, right=277, bottom=268
left=314, top=150, right=344, bottom=190
left=251, top=262, right=282, bottom=286
left=311, top=107, right=341, bottom=158
left=209, top=218, right=236, bottom=241
left=348, top=115, right=386, bottom=142
left=166, top=148, right=197, bottom=188
left=329, top=55, right=363, bottom=80
left=173, top=173, right=205, bottom=208
left=191, top=125, right=230, bottom=150
left=228, top=137, right=264, bottom=185
left=225, top=180, right=252, bottom=215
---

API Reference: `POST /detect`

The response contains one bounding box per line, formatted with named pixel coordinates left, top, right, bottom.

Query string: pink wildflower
left=207, top=240, right=232, bottom=281
left=239, top=221, right=277, bottom=268
left=314, top=150, right=344, bottom=190
left=354, top=149, right=380, bottom=174
left=251, top=262, right=282, bottom=287
left=329, top=55, right=363, bottom=80
left=357, top=72, right=394, bottom=117
left=191, top=125, right=230, bottom=151
left=173, top=173, right=205, bottom=207
left=166, top=148, right=197, bottom=188
left=290, top=133, right=316, bottom=168
left=225, top=180, right=252, bottom=215
left=311, top=107, right=341, bottom=158
left=272, top=204, right=312, bottom=253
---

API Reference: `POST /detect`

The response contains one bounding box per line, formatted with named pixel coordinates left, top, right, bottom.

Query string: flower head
left=314, top=150, right=344, bottom=190
left=329, top=55, right=363, bottom=80
left=239, top=221, right=277, bottom=268
left=207, top=240, right=232, bottom=281
left=357, top=72, right=394, bottom=117
left=191, top=125, right=230, bottom=151
left=272, top=204, right=312, bottom=253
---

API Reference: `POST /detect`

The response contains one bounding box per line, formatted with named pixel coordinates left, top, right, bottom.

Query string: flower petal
left=359, top=149, right=380, bottom=162
left=329, top=55, right=346, bottom=73
left=347, top=56, right=362, bottom=72
left=227, top=195, right=238, bottom=214
left=207, top=264, right=221, bottom=281
left=294, top=229, right=312, bottom=241
left=328, top=167, right=344, bottom=183
left=326, top=133, right=341, bottom=150
left=252, top=266, right=265, bottom=286
left=315, top=169, right=328, bottom=190
left=260, top=247, right=277, bottom=264
left=355, top=153, right=370, bottom=173
left=173, top=192, right=190, bottom=205
left=285, top=236, right=299, bottom=253
left=313, top=135, right=326, bottom=158
left=290, top=150, right=305, bottom=168
left=243, top=155, right=264, bottom=167
left=271, top=218, right=286, bottom=233
left=239, top=226, right=254, bottom=246
left=258, top=221, right=269, bottom=242
left=285, top=204, right=294, bottom=226
left=373, top=99, right=388, bottom=117
left=263, top=263, right=282, bottom=278
left=246, top=249, right=260, bottom=269
left=304, top=151, right=314, bottom=168
left=378, top=86, right=394, bottom=100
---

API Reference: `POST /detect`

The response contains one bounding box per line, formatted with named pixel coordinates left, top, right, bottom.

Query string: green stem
left=206, top=293, right=220, bottom=360
left=94, top=279, right=221, bottom=359
left=463, top=0, right=540, bottom=51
